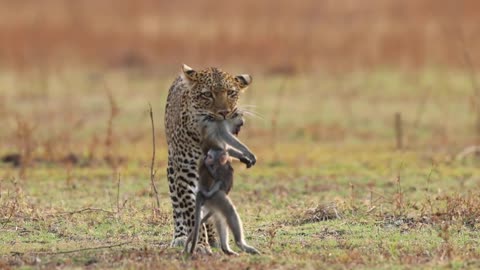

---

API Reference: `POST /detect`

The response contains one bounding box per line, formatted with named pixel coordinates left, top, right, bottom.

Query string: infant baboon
left=199, top=111, right=256, bottom=168
left=185, top=148, right=259, bottom=255
left=184, top=112, right=259, bottom=255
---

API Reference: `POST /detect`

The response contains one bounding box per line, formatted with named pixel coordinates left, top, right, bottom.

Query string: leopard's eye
left=227, top=90, right=237, bottom=97
left=202, top=92, right=213, bottom=98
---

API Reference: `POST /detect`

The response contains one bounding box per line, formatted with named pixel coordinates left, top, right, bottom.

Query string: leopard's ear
left=235, top=74, right=252, bottom=89
left=182, top=64, right=197, bottom=81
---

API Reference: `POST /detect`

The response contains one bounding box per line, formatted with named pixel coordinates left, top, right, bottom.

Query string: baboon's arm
left=217, top=123, right=256, bottom=167
left=222, top=130, right=255, bottom=158
left=199, top=181, right=223, bottom=199
left=227, top=148, right=254, bottom=168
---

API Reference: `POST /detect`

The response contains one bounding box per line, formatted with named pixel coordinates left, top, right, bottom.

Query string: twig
left=425, top=164, right=437, bottom=215
left=15, top=116, right=35, bottom=179
left=59, top=207, right=114, bottom=216
left=148, top=103, right=160, bottom=208
left=425, top=164, right=436, bottom=194
left=394, top=112, right=403, bottom=150
left=11, top=241, right=132, bottom=256
left=395, top=162, right=405, bottom=216
left=116, top=172, right=121, bottom=216
left=104, top=82, right=119, bottom=169
left=349, top=182, right=356, bottom=212
left=105, top=85, right=119, bottom=149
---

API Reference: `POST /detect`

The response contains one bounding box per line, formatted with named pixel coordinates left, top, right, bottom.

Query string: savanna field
left=1, top=1, right=480, bottom=269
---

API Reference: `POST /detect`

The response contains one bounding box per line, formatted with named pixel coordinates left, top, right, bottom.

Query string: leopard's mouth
left=198, top=107, right=240, bottom=121
left=227, top=107, right=239, bottom=119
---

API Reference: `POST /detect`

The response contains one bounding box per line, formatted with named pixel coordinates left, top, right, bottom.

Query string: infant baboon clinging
left=185, top=148, right=259, bottom=255
left=184, top=113, right=259, bottom=255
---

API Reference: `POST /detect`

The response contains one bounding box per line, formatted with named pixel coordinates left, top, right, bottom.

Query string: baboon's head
left=204, top=149, right=230, bottom=175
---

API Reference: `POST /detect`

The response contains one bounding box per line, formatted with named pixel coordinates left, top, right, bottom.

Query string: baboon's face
left=205, top=149, right=229, bottom=175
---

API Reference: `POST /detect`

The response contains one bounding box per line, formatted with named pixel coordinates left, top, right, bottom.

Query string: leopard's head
left=181, top=64, right=251, bottom=119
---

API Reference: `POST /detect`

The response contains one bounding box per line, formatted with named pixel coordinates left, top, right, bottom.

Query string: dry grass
left=290, top=203, right=341, bottom=225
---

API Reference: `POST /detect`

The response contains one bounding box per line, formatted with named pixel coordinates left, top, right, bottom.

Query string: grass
left=1, top=68, right=480, bottom=269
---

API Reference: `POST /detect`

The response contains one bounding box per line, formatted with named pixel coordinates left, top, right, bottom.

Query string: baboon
left=185, top=148, right=259, bottom=255
left=199, top=111, right=256, bottom=168
left=184, top=113, right=260, bottom=255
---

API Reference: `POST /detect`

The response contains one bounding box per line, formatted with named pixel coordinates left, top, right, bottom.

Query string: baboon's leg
left=200, top=181, right=222, bottom=199
left=213, top=214, right=238, bottom=256
left=218, top=195, right=260, bottom=255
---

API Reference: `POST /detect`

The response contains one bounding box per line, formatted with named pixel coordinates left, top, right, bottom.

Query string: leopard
left=164, top=64, right=253, bottom=251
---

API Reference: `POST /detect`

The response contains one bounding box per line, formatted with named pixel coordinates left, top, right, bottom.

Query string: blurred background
left=1, top=0, right=479, bottom=72
left=1, top=0, right=480, bottom=167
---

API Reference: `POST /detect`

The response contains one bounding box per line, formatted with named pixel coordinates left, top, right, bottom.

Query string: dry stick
left=60, top=207, right=114, bottom=216
left=349, top=183, right=355, bottom=212
left=116, top=172, right=121, bottom=216
left=425, top=164, right=437, bottom=215
left=395, top=162, right=405, bottom=217
left=11, top=241, right=132, bottom=256
left=369, top=187, right=373, bottom=211
left=394, top=112, right=403, bottom=150
left=104, top=83, right=119, bottom=169
left=105, top=87, right=118, bottom=149
left=15, top=116, right=35, bottom=179
left=148, top=103, right=160, bottom=209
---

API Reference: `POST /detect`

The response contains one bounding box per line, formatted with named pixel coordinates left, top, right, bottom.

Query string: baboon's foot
left=245, top=246, right=260, bottom=255
left=222, top=248, right=239, bottom=256
left=239, top=243, right=260, bottom=255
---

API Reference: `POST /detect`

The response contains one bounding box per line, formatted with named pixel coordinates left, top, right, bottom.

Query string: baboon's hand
left=246, top=153, right=256, bottom=168
left=239, top=156, right=254, bottom=168
left=240, top=154, right=256, bottom=168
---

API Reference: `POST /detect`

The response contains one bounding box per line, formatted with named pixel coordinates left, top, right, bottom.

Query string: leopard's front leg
left=168, top=157, right=212, bottom=254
